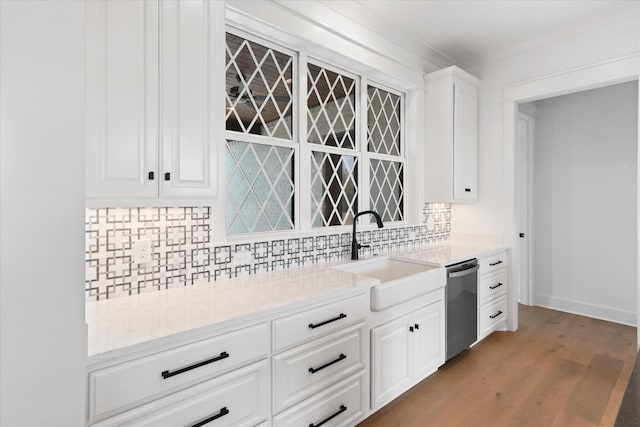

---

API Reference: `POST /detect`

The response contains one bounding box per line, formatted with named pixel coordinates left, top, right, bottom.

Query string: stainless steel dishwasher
left=445, top=259, right=478, bottom=361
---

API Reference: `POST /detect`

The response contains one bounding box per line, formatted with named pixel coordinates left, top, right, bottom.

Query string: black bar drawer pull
left=464, top=188, right=471, bottom=192
left=148, top=171, right=155, bottom=180
left=190, top=407, right=229, bottom=427
left=161, top=351, right=229, bottom=379
left=309, top=353, right=346, bottom=374
left=414, top=323, right=419, bottom=330
left=489, top=283, right=504, bottom=290
left=489, top=310, right=503, bottom=319
left=489, top=260, right=503, bottom=267
left=308, top=313, right=346, bottom=329
left=309, top=405, right=347, bottom=427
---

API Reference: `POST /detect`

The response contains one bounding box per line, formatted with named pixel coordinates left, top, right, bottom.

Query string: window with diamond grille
left=224, top=30, right=298, bottom=235
left=370, top=159, right=404, bottom=222
left=226, top=140, right=295, bottom=234
left=307, top=62, right=360, bottom=228
left=225, top=32, right=294, bottom=140
left=307, top=63, right=357, bottom=149
left=310, top=151, right=358, bottom=227
left=367, top=85, right=401, bottom=155
left=367, top=84, right=404, bottom=222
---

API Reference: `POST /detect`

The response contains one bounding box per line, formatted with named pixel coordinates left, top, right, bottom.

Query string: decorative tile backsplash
left=85, top=203, right=451, bottom=301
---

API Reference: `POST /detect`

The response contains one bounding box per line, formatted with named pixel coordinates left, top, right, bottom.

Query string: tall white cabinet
left=424, top=66, right=479, bottom=202
left=86, top=0, right=223, bottom=200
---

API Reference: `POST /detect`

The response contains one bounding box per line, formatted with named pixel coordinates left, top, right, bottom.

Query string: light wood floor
left=358, top=305, right=637, bottom=427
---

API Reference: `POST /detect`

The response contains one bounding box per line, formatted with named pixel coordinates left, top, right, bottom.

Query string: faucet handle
left=358, top=243, right=370, bottom=250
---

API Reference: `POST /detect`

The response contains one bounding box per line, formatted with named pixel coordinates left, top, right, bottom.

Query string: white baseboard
left=534, top=294, right=636, bottom=326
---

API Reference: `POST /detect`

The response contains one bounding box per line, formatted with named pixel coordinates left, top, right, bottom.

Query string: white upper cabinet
left=424, top=66, right=479, bottom=203
left=86, top=0, right=222, bottom=201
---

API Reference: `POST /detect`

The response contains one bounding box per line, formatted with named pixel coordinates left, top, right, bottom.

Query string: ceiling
left=321, top=0, right=634, bottom=66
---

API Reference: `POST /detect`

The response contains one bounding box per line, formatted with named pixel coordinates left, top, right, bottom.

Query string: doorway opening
left=513, top=80, right=638, bottom=326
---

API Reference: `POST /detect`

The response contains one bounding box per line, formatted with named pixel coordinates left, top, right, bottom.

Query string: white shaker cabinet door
left=371, top=314, right=412, bottom=409
left=452, top=79, right=478, bottom=201
left=160, top=0, right=221, bottom=198
left=412, top=301, right=445, bottom=382
left=86, top=0, right=158, bottom=198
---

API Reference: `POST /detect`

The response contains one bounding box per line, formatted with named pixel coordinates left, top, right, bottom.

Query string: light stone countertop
left=86, top=238, right=506, bottom=362
left=399, top=239, right=507, bottom=267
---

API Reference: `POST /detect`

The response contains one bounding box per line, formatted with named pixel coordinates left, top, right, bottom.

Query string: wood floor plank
left=357, top=305, right=637, bottom=427
left=565, top=354, right=625, bottom=424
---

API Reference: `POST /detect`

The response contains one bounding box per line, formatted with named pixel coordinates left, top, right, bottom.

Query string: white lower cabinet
left=479, top=295, right=507, bottom=339
left=90, top=323, right=269, bottom=419
left=88, top=323, right=270, bottom=426
left=477, top=251, right=508, bottom=341
left=92, top=360, right=269, bottom=427
left=272, top=373, right=365, bottom=427
left=271, top=293, right=369, bottom=425
left=371, top=299, right=444, bottom=409
left=272, top=324, right=365, bottom=413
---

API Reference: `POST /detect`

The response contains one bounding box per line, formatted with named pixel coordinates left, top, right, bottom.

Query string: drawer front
left=478, top=269, right=507, bottom=305
left=92, top=360, right=269, bottom=427
left=478, top=251, right=507, bottom=275
left=90, top=323, right=270, bottom=419
left=273, top=324, right=364, bottom=413
left=479, top=295, right=507, bottom=339
left=273, top=293, right=368, bottom=352
left=273, top=374, right=364, bottom=427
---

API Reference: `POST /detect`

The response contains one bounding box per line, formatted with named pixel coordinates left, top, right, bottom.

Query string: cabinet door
left=160, top=0, right=221, bottom=198
left=371, top=314, right=412, bottom=409
left=452, top=79, right=478, bottom=201
left=413, top=301, right=445, bottom=382
left=86, top=0, right=158, bottom=198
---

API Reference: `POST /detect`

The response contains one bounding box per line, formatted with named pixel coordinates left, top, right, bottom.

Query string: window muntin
left=367, top=85, right=401, bottom=156
left=367, top=84, right=404, bottom=222
left=306, top=63, right=357, bottom=149
left=310, top=151, right=358, bottom=227
left=225, top=140, right=295, bottom=234
left=369, top=159, right=404, bottom=222
left=225, top=32, right=294, bottom=139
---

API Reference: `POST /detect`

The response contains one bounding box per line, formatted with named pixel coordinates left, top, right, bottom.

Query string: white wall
left=533, top=81, right=638, bottom=325
left=0, top=1, right=86, bottom=426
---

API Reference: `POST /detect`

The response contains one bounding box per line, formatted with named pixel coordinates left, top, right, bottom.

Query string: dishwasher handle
left=448, top=265, right=479, bottom=278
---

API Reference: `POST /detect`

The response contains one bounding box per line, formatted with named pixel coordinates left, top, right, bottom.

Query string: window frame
left=224, top=26, right=407, bottom=240
left=364, top=80, right=406, bottom=226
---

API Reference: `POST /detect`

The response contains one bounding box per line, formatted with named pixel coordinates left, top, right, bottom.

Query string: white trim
left=515, top=111, right=535, bottom=306
left=535, top=294, right=636, bottom=327
left=224, top=131, right=298, bottom=149
left=360, top=76, right=369, bottom=213
left=225, top=1, right=425, bottom=90
left=502, top=54, right=640, bottom=335
left=503, top=54, right=640, bottom=102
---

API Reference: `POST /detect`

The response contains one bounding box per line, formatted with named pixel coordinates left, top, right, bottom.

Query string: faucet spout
left=351, top=210, right=384, bottom=260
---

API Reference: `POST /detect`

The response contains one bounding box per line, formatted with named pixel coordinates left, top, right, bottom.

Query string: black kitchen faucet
left=351, top=210, right=384, bottom=260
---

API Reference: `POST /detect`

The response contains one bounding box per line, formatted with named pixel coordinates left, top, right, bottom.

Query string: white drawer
left=479, top=295, right=507, bottom=339
left=90, top=323, right=270, bottom=419
left=478, top=269, right=507, bottom=305
left=273, top=323, right=365, bottom=413
left=272, top=293, right=368, bottom=352
left=92, top=360, right=269, bottom=427
left=273, top=373, right=365, bottom=427
left=478, top=251, right=507, bottom=275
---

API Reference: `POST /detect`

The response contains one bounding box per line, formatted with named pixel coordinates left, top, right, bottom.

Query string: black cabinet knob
left=148, top=171, right=155, bottom=180
left=164, top=172, right=171, bottom=181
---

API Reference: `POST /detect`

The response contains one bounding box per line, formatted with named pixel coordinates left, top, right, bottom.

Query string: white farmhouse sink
left=333, top=257, right=446, bottom=311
